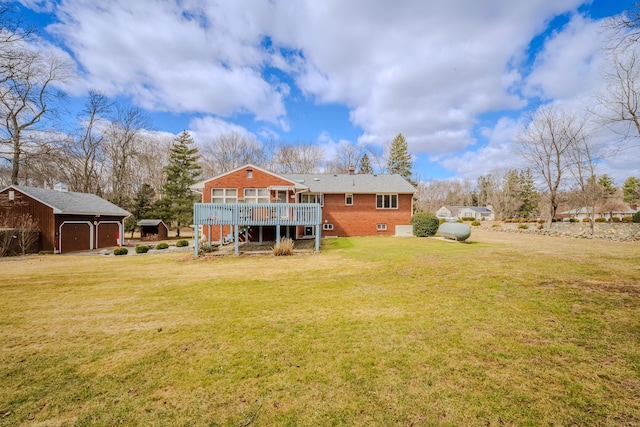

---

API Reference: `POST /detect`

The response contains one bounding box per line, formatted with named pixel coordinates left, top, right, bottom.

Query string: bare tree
left=0, top=32, right=73, bottom=184
left=415, top=178, right=475, bottom=213
left=103, top=106, right=150, bottom=207
left=604, top=3, right=640, bottom=52
left=273, top=141, right=324, bottom=173
left=200, top=132, right=266, bottom=176
left=58, top=90, right=112, bottom=193
left=515, top=105, right=579, bottom=227
left=325, top=141, right=363, bottom=173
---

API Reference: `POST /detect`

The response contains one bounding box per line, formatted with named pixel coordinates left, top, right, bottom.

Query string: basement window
left=377, top=223, right=387, bottom=231
left=323, top=223, right=334, bottom=230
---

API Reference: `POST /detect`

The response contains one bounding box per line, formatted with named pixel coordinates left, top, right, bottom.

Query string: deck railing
left=193, top=202, right=321, bottom=226
left=192, top=202, right=322, bottom=255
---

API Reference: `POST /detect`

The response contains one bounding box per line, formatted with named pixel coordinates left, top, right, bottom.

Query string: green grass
left=0, top=231, right=639, bottom=426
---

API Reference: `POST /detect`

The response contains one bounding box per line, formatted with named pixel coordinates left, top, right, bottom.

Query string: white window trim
left=301, top=193, right=324, bottom=206
left=211, top=188, right=238, bottom=203
left=376, top=223, right=387, bottom=231
left=376, top=194, right=398, bottom=209
left=345, top=193, right=353, bottom=206
left=244, top=188, right=269, bottom=203
left=323, top=223, right=334, bottom=230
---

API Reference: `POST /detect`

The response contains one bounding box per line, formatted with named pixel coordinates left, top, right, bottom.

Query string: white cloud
left=19, top=0, right=631, bottom=180
left=188, top=116, right=256, bottom=143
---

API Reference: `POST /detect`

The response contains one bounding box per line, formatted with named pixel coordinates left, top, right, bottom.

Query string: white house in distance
left=436, top=205, right=495, bottom=221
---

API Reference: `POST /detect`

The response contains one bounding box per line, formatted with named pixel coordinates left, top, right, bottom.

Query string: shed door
left=60, top=223, right=91, bottom=253
left=96, top=222, right=120, bottom=249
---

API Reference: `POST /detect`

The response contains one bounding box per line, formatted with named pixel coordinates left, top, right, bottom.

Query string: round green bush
left=460, top=216, right=475, bottom=222
left=156, top=242, right=169, bottom=250
left=518, top=224, right=529, bottom=230
left=594, top=217, right=607, bottom=223
left=471, top=220, right=481, bottom=226
left=113, top=247, right=128, bottom=256
left=411, top=212, right=440, bottom=237
left=135, top=245, right=150, bottom=254
left=633, top=211, right=640, bottom=223
left=176, top=240, right=189, bottom=247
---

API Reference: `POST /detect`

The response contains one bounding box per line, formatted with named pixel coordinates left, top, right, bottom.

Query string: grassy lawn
left=0, top=231, right=638, bottom=426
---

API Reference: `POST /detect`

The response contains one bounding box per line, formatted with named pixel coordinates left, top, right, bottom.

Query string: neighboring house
left=0, top=184, right=130, bottom=253
left=138, top=219, right=169, bottom=241
left=436, top=205, right=495, bottom=221
left=559, top=204, right=639, bottom=221
left=191, top=164, right=416, bottom=252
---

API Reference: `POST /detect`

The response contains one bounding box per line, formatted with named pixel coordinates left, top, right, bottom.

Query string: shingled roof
left=283, top=173, right=416, bottom=194
left=5, top=185, right=131, bottom=216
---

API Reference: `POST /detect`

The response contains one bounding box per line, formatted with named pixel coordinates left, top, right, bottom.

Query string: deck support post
left=234, top=224, right=239, bottom=255
left=276, top=225, right=281, bottom=246
left=259, top=226, right=263, bottom=245
left=194, top=225, right=199, bottom=256
left=315, top=224, right=321, bottom=252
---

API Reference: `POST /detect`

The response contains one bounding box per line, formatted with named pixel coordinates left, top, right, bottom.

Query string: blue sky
left=11, top=0, right=639, bottom=183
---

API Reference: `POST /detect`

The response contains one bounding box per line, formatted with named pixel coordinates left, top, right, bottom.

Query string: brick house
left=0, top=184, right=130, bottom=254
left=191, top=164, right=416, bottom=253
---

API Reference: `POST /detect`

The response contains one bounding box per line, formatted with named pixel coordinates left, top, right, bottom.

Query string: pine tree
left=358, top=153, right=374, bottom=174
left=161, top=131, right=202, bottom=237
left=622, top=176, right=640, bottom=203
left=387, top=133, right=413, bottom=184
left=597, top=174, right=616, bottom=196
left=125, top=183, right=156, bottom=238
left=518, top=169, right=539, bottom=219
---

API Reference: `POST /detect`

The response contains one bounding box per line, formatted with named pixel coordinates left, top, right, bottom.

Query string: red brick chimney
left=348, top=166, right=355, bottom=175
left=631, top=203, right=638, bottom=211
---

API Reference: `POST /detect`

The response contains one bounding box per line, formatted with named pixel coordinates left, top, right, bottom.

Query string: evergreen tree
left=518, top=169, right=539, bottom=219
left=161, top=131, right=202, bottom=237
left=387, top=133, right=413, bottom=184
left=358, top=153, right=374, bottom=174
left=597, top=174, right=616, bottom=196
left=125, top=183, right=156, bottom=238
left=622, top=176, right=640, bottom=203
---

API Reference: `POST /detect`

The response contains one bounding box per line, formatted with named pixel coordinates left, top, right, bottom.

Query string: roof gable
left=192, top=164, right=306, bottom=191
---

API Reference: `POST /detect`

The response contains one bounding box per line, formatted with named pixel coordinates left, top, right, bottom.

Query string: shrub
left=273, top=237, right=294, bottom=256
left=503, top=219, right=512, bottom=223
left=439, top=218, right=447, bottom=225
left=569, top=218, right=579, bottom=223
left=411, top=212, right=440, bottom=237
left=622, top=216, right=633, bottom=223
left=135, top=245, right=150, bottom=254
left=491, top=224, right=501, bottom=228
left=461, top=216, right=476, bottom=222
left=199, top=242, right=219, bottom=254
left=114, top=247, right=128, bottom=256
left=518, top=224, right=529, bottom=230
left=538, top=219, right=546, bottom=224
left=633, top=211, right=640, bottom=223
left=528, top=218, right=537, bottom=223
left=611, top=217, right=621, bottom=223
left=594, top=217, right=607, bottom=223
left=582, top=217, right=591, bottom=223
left=519, top=218, right=528, bottom=223
left=471, top=220, right=481, bottom=227
left=156, top=242, right=169, bottom=250
left=176, top=240, right=189, bottom=247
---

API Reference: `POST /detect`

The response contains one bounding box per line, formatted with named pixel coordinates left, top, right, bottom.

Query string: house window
left=323, top=223, right=334, bottom=230
left=244, top=188, right=269, bottom=203
left=345, top=193, right=353, bottom=206
left=211, top=188, right=238, bottom=203
left=377, top=223, right=387, bottom=231
left=376, top=194, right=398, bottom=209
left=246, top=169, right=253, bottom=178
left=301, top=193, right=324, bottom=206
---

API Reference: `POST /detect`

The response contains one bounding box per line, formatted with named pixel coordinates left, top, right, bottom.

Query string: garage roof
left=4, top=185, right=131, bottom=216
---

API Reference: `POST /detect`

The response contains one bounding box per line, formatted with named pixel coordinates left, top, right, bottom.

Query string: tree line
left=1, top=4, right=640, bottom=236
